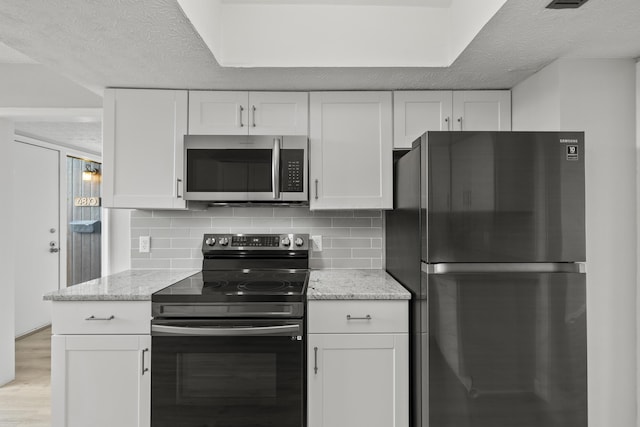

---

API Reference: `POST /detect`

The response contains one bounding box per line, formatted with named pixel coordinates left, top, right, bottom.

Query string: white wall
left=513, top=58, right=637, bottom=427
left=102, top=208, right=131, bottom=275
left=0, top=118, right=15, bottom=386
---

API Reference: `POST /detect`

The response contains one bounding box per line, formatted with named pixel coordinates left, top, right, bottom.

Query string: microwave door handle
left=272, top=137, right=281, bottom=199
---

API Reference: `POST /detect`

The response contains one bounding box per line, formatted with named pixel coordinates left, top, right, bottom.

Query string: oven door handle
left=151, top=324, right=300, bottom=336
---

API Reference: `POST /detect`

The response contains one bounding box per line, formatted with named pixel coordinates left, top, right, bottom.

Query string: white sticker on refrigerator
left=567, top=145, right=579, bottom=161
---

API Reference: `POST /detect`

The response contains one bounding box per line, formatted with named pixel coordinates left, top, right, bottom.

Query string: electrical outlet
left=311, top=235, right=322, bottom=252
left=139, top=236, right=151, bottom=253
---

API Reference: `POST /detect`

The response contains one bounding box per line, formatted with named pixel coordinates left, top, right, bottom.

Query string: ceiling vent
left=546, top=0, right=590, bottom=9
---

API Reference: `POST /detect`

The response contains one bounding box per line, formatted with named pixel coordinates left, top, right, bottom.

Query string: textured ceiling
left=13, top=122, right=102, bottom=155
left=0, top=0, right=639, bottom=152
left=0, top=0, right=638, bottom=93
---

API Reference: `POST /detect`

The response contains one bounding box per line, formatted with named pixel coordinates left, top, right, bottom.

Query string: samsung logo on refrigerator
left=560, top=138, right=579, bottom=143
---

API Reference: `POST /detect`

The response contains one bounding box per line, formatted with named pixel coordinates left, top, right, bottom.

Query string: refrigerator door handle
left=422, top=262, right=586, bottom=274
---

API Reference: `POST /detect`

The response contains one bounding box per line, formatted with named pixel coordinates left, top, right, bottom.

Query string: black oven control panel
left=202, top=233, right=309, bottom=251
left=281, top=150, right=304, bottom=192
left=232, top=235, right=280, bottom=247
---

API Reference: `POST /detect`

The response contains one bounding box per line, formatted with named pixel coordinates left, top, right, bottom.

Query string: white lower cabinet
left=307, top=300, right=408, bottom=427
left=51, top=301, right=151, bottom=427
left=52, top=334, right=151, bottom=427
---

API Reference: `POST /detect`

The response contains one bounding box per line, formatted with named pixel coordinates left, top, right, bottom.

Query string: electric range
left=150, top=233, right=309, bottom=427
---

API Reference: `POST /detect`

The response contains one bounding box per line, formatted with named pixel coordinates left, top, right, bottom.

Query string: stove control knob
left=294, top=237, right=304, bottom=247
left=219, top=237, right=229, bottom=246
left=281, top=237, right=291, bottom=247
left=205, top=237, right=216, bottom=246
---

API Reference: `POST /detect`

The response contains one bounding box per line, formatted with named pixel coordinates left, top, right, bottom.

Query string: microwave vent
left=546, top=0, right=590, bottom=8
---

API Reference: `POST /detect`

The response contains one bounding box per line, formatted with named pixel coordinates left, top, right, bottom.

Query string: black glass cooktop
left=152, top=269, right=309, bottom=303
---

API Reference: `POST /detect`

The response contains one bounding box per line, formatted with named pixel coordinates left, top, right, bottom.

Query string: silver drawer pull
left=85, top=315, right=115, bottom=321
left=346, top=314, right=372, bottom=321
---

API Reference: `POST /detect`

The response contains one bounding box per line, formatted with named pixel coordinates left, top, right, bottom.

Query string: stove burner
left=237, top=281, right=290, bottom=292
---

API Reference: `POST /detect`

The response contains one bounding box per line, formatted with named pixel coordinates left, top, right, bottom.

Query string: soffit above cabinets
left=177, top=0, right=507, bottom=68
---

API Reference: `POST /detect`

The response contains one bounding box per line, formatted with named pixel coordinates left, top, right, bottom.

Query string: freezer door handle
left=422, top=262, right=586, bottom=274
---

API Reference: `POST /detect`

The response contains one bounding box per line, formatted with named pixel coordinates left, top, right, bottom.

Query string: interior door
left=13, top=141, right=60, bottom=336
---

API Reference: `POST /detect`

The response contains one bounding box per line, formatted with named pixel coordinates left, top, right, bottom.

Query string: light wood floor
left=0, top=327, right=51, bottom=427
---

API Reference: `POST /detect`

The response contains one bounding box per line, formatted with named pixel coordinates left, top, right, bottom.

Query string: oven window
left=186, top=149, right=273, bottom=192
left=152, top=335, right=303, bottom=427
left=177, top=353, right=277, bottom=402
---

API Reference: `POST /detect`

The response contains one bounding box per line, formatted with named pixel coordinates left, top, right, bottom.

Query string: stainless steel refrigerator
left=385, top=131, right=587, bottom=427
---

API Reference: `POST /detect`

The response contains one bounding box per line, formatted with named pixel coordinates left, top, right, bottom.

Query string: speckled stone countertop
left=307, top=270, right=411, bottom=300
left=44, top=269, right=410, bottom=302
left=43, top=269, right=199, bottom=301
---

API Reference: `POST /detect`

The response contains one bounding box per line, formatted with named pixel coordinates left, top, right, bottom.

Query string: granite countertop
left=44, top=268, right=410, bottom=302
left=43, top=269, right=199, bottom=301
left=307, top=269, right=411, bottom=300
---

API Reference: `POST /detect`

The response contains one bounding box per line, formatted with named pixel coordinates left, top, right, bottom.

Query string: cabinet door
left=249, top=92, right=308, bottom=135
left=188, top=91, right=249, bottom=135
left=452, top=90, right=511, bottom=131
left=393, top=91, right=453, bottom=149
left=308, top=334, right=409, bottom=427
left=309, top=91, right=393, bottom=210
left=51, top=334, right=151, bottom=427
left=103, top=89, right=187, bottom=209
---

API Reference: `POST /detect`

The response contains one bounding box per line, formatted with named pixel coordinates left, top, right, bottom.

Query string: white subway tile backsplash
left=292, top=217, right=332, bottom=228
left=332, top=218, right=372, bottom=228
left=131, top=217, right=172, bottom=228
left=150, top=248, right=192, bottom=259
left=130, top=207, right=385, bottom=270
left=332, top=258, right=372, bottom=269
left=352, top=248, right=383, bottom=258
left=232, top=207, right=275, bottom=218
left=350, top=227, right=383, bottom=238
left=331, top=238, right=372, bottom=248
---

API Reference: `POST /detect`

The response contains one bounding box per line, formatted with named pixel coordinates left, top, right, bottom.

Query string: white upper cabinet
left=452, top=90, right=511, bottom=131
left=188, top=91, right=308, bottom=135
left=393, top=90, right=511, bottom=148
left=103, top=88, right=188, bottom=209
left=309, top=91, right=393, bottom=210
left=393, top=90, right=453, bottom=149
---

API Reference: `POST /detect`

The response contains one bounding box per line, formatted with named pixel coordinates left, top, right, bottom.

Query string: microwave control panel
left=281, top=150, right=305, bottom=192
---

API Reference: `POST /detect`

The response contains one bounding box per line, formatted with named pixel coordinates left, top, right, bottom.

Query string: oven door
left=151, top=319, right=305, bottom=427
left=183, top=135, right=308, bottom=202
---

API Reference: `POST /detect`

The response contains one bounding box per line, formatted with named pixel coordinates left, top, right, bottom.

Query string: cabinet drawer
left=52, top=301, right=150, bottom=335
left=308, top=300, right=407, bottom=334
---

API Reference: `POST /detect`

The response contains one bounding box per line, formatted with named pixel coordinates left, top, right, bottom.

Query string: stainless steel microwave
left=183, top=135, right=308, bottom=203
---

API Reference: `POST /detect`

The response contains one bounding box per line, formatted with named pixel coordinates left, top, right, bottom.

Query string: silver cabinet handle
left=457, top=116, right=463, bottom=130
left=314, top=179, right=319, bottom=200
left=445, top=116, right=450, bottom=131
left=239, top=105, right=244, bottom=127
left=252, top=105, right=257, bottom=127
left=85, top=315, right=115, bottom=321
left=346, top=314, right=372, bottom=321
left=141, top=348, right=149, bottom=376
left=176, top=178, right=183, bottom=199
left=314, top=346, right=318, bottom=374
left=272, top=138, right=281, bottom=200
